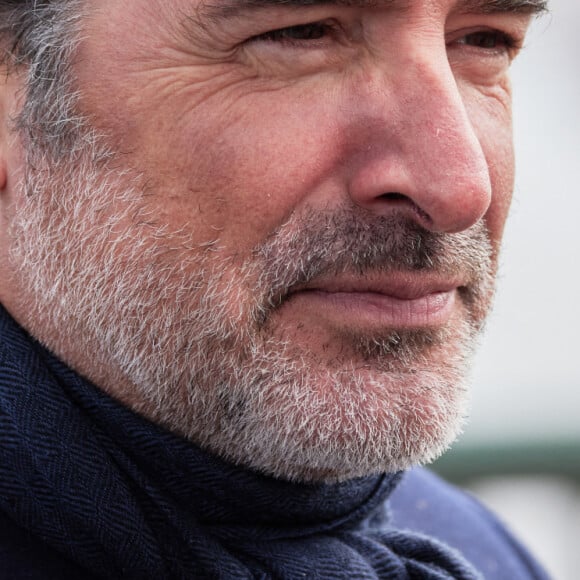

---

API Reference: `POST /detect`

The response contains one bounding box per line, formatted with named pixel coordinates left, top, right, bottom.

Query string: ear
left=0, top=66, right=23, bottom=309
left=0, top=67, right=23, bottom=194
left=0, top=77, right=7, bottom=192
left=0, top=163, right=6, bottom=193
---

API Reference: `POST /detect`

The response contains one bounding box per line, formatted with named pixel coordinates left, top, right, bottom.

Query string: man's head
left=0, top=0, right=546, bottom=482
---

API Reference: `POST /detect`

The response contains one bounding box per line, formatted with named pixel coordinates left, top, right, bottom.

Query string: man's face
left=4, top=0, right=536, bottom=481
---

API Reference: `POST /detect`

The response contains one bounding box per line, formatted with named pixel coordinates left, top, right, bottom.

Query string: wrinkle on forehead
left=198, top=0, right=548, bottom=20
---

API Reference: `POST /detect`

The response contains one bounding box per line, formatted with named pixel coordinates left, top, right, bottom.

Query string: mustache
left=250, top=208, right=494, bottom=324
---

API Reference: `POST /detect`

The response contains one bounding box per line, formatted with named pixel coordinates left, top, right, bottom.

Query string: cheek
left=135, top=86, right=345, bottom=249
left=464, top=84, right=514, bottom=253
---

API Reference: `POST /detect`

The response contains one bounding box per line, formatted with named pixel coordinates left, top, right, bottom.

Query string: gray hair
left=0, top=0, right=87, bottom=159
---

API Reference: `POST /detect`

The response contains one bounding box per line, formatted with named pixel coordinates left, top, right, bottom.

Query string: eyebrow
left=199, top=0, right=548, bottom=20
left=458, top=0, right=548, bottom=14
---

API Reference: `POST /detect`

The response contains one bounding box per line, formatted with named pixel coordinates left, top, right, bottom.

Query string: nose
left=346, top=55, right=492, bottom=233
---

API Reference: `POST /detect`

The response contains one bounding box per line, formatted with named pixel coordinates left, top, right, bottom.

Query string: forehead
left=198, top=0, right=547, bottom=16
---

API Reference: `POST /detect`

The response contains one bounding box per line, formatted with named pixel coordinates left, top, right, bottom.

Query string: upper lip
left=289, top=272, right=464, bottom=301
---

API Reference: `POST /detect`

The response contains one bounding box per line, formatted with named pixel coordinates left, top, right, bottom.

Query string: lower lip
left=287, top=289, right=457, bottom=329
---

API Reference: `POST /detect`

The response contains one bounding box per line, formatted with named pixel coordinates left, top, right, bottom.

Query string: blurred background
left=432, top=1, right=580, bottom=578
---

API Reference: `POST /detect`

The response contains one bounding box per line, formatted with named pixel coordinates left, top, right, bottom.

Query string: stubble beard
left=9, top=133, right=495, bottom=484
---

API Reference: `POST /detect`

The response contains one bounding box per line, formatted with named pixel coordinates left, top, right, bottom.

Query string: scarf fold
left=0, top=305, right=480, bottom=579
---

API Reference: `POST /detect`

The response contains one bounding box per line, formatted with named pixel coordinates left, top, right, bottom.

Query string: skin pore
left=0, top=0, right=542, bottom=482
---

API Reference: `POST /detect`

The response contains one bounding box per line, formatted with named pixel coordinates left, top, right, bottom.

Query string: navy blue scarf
left=0, top=305, right=480, bottom=579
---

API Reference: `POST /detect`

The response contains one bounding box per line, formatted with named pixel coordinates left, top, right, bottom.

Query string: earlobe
left=0, top=162, right=6, bottom=192
left=0, top=67, right=15, bottom=194
left=0, top=138, right=7, bottom=194
left=0, top=72, right=7, bottom=192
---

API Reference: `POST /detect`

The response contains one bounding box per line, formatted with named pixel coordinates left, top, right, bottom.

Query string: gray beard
left=9, top=136, right=494, bottom=483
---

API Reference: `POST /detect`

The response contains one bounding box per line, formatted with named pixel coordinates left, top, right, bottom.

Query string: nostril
left=380, top=192, right=408, bottom=202
left=378, top=192, right=434, bottom=228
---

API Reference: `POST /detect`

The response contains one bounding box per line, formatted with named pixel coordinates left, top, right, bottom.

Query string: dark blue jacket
left=0, top=305, right=549, bottom=579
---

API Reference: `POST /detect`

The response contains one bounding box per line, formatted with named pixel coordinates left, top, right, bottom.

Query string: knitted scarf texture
left=0, top=305, right=480, bottom=579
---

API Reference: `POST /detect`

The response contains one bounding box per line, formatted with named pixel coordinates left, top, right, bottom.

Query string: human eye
left=446, top=11, right=533, bottom=64
left=446, top=18, right=530, bottom=82
left=239, top=15, right=353, bottom=74
left=249, top=21, right=337, bottom=47
left=456, top=28, right=520, bottom=55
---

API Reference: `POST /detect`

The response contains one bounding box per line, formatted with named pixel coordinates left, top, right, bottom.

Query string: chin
left=165, top=321, right=476, bottom=484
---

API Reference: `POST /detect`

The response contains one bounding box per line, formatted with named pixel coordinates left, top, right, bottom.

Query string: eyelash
left=455, top=30, right=519, bottom=52
left=251, top=22, right=519, bottom=54
left=250, top=21, right=336, bottom=44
